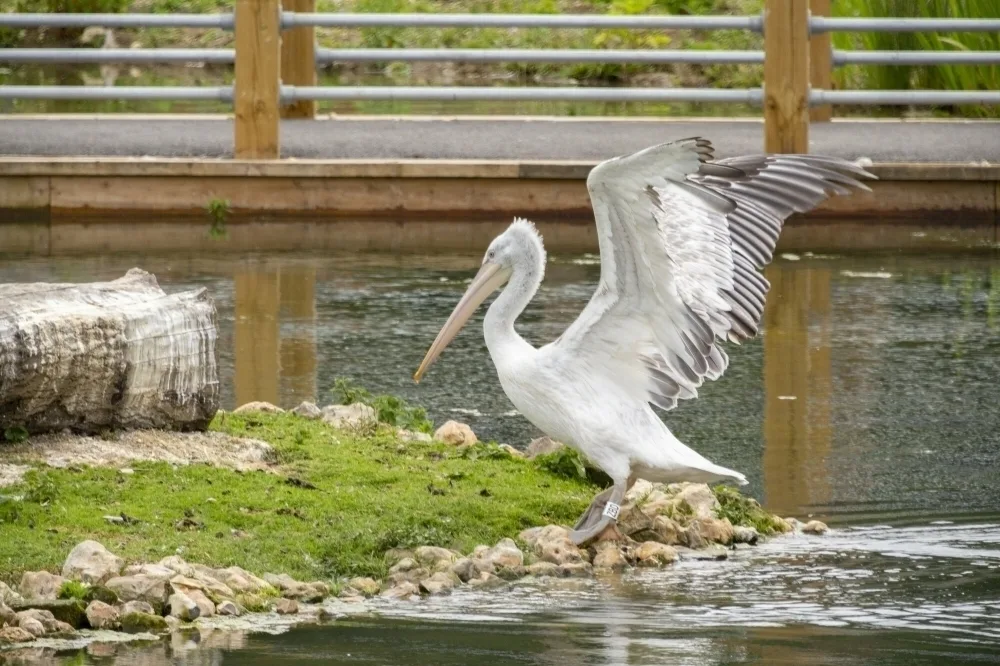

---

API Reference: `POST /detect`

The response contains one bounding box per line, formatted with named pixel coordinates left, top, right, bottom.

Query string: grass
left=206, top=198, right=230, bottom=241
left=0, top=411, right=598, bottom=585
left=712, top=485, right=786, bottom=536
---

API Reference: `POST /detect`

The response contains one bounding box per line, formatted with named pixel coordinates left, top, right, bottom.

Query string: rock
left=691, top=517, right=735, bottom=546
left=10, top=599, right=87, bottom=628
left=802, top=520, right=829, bottom=535
left=650, top=516, right=685, bottom=546
left=105, top=575, right=171, bottom=612
left=0, top=582, right=23, bottom=606
left=85, top=600, right=119, bottom=630
left=62, top=540, right=124, bottom=585
left=122, top=564, right=175, bottom=579
left=592, top=542, right=629, bottom=571
left=526, top=562, right=560, bottom=577
left=414, top=546, right=457, bottom=571
left=234, top=401, right=284, bottom=414
left=556, top=562, right=594, bottom=578
left=524, top=436, right=565, bottom=458
left=433, top=420, right=477, bottom=446
left=634, top=542, right=678, bottom=567
left=466, top=572, right=505, bottom=590
left=732, top=526, right=760, bottom=545
left=273, top=598, right=298, bottom=615
left=523, top=525, right=587, bottom=565
left=83, top=585, right=119, bottom=605
left=19, top=571, right=66, bottom=601
left=397, top=428, right=433, bottom=443
left=498, top=444, right=524, bottom=458
left=162, top=614, right=182, bottom=632
left=388, top=558, right=419, bottom=575
left=322, top=403, right=376, bottom=428
left=0, top=601, right=15, bottom=627
left=120, top=611, right=170, bottom=634
left=213, top=566, right=271, bottom=593
left=121, top=600, right=155, bottom=616
left=159, top=555, right=195, bottom=578
left=216, top=600, right=241, bottom=616
left=450, top=558, right=480, bottom=583
left=480, top=538, right=524, bottom=569
left=0, top=626, right=34, bottom=643
left=167, top=592, right=200, bottom=622
left=380, top=581, right=419, bottom=600
left=345, top=577, right=380, bottom=597
left=419, top=572, right=457, bottom=595
left=187, top=589, right=216, bottom=617
left=670, top=483, right=720, bottom=520
left=291, top=401, right=322, bottom=420
left=676, top=545, right=729, bottom=561
left=494, top=565, right=527, bottom=581
left=15, top=615, right=46, bottom=638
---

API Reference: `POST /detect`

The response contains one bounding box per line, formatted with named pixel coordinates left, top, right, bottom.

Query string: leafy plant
left=206, top=198, right=230, bottom=240
left=330, top=378, right=433, bottom=433
left=2, top=425, right=29, bottom=445
left=58, top=580, right=91, bottom=601
left=712, top=484, right=787, bottom=536
left=533, top=447, right=612, bottom=486
left=23, top=470, right=59, bottom=504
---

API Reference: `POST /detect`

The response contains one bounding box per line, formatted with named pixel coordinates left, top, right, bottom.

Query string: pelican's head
left=413, top=218, right=544, bottom=382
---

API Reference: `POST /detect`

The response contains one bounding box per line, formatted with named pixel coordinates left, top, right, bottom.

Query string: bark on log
left=0, top=268, right=218, bottom=434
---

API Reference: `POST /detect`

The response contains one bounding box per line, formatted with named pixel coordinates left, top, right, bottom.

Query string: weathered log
left=0, top=268, right=218, bottom=434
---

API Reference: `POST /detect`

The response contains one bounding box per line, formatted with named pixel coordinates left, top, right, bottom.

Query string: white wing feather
left=546, top=137, right=875, bottom=411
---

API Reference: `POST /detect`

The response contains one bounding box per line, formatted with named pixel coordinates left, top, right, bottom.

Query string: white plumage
left=415, top=137, right=875, bottom=544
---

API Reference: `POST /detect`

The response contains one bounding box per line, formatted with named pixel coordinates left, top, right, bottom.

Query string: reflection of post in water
left=762, top=264, right=832, bottom=517
left=234, top=264, right=318, bottom=408
left=234, top=269, right=281, bottom=407
left=279, top=265, right=318, bottom=405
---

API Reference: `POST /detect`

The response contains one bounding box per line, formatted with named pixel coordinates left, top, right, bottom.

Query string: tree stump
left=0, top=268, right=219, bottom=434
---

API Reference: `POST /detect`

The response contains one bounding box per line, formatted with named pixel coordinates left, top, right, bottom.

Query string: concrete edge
left=0, top=157, right=997, bottom=181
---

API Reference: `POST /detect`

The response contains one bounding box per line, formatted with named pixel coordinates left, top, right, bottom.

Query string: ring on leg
left=573, top=486, right=613, bottom=531
left=568, top=478, right=627, bottom=546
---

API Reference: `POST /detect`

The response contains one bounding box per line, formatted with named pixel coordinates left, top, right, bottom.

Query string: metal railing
left=1, top=0, right=998, bottom=157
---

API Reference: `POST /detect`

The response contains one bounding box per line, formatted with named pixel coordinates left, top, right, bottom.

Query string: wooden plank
left=234, top=0, right=281, bottom=159
left=809, top=0, right=833, bottom=122
left=764, top=0, right=810, bottom=153
left=280, top=0, right=316, bottom=119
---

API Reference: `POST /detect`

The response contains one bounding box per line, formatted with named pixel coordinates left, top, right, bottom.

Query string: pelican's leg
left=573, top=486, right=614, bottom=531
left=568, top=478, right=628, bottom=546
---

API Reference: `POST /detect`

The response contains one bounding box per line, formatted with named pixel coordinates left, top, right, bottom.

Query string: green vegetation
left=532, top=446, right=612, bottom=487
left=57, top=580, right=91, bottom=601
left=712, top=484, right=786, bottom=536
left=331, top=377, right=433, bottom=434
left=0, top=410, right=597, bottom=584
left=206, top=197, right=230, bottom=240
left=2, top=425, right=29, bottom=445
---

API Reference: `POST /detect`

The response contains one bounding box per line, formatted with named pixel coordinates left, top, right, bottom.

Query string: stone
left=498, top=444, right=524, bottom=458
left=524, top=436, right=565, bottom=458
left=19, top=571, right=66, bottom=601
left=480, top=538, right=524, bottom=569
left=85, top=600, right=119, bottom=630
left=526, top=562, right=560, bottom=577
left=380, top=581, right=419, bottom=600
left=419, top=572, right=457, bottom=595
left=732, top=526, right=760, bottom=545
left=0, top=626, right=34, bottom=643
left=397, top=428, right=433, bottom=443
left=691, top=517, right=735, bottom=546
left=16, top=616, right=46, bottom=637
left=557, top=563, right=594, bottom=578
left=0, top=601, right=15, bottom=627
left=186, top=589, right=216, bottom=618
left=216, top=600, right=241, bottom=616
left=388, top=558, right=419, bottom=574
left=592, top=542, right=629, bottom=571
left=466, top=572, right=505, bottom=590
left=10, top=599, right=87, bottom=628
left=802, top=520, right=829, bottom=535
left=450, top=558, right=480, bottom=583
left=213, top=566, right=271, bottom=593
left=167, top=592, right=200, bottom=622
left=634, top=542, right=678, bottom=567
left=414, top=546, right=457, bottom=571
left=669, top=483, right=721, bottom=520
left=494, top=565, right=527, bottom=581
left=273, top=598, right=298, bottom=615
left=651, top=516, right=685, bottom=546
left=62, top=540, right=124, bottom=585
left=121, top=600, right=155, bottom=616
left=322, top=403, right=376, bottom=428
left=524, top=525, right=587, bottom=565
left=83, top=585, right=119, bottom=606
left=676, top=545, right=729, bottom=561
left=122, top=564, right=175, bottom=579
left=0, top=582, right=23, bottom=606
left=120, top=611, right=170, bottom=634
left=433, top=420, right=477, bottom=446
left=105, top=575, right=171, bottom=612
left=291, top=401, right=322, bottom=420
left=234, top=401, right=284, bottom=414
left=159, top=555, right=195, bottom=578
left=345, top=577, right=380, bottom=597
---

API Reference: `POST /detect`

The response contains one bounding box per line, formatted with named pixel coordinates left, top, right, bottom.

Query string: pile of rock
left=0, top=539, right=334, bottom=645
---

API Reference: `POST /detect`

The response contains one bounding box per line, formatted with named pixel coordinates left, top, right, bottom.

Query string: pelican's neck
left=483, top=258, right=543, bottom=357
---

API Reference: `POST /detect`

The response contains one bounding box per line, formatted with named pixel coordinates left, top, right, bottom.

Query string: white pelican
left=414, top=137, right=874, bottom=545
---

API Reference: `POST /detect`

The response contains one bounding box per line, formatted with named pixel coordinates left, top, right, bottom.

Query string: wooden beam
left=809, top=0, right=833, bottom=122
left=280, top=0, right=316, bottom=119
left=764, top=0, right=810, bottom=153
left=234, top=0, right=280, bottom=159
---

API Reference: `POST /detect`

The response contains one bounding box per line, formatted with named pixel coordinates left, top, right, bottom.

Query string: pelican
left=414, top=137, right=874, bottom=545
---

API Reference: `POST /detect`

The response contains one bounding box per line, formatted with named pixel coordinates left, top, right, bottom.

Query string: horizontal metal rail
left=811, top=89, right=1000, bottom=105
left=0, top=48, right=234, bottom=64
left=283, top=12, right=763, bottom=31
left=316, top=48, right=763, bottom=64
left=281, top=86, right=763, bottom=103
left=0, top=13, right=233, bottom=29
left=0, top=86, right=233, bottom=101
left=835, top=50, right=1000, bottom=66
left=811, top=17, right=1000, bottom=34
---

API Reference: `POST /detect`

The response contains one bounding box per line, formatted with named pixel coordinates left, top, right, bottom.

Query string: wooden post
left=763, top=0, right=810, bottom=153
left=809, top=0, right=833, bottom=122
left=280, top=0, right=316, bottom=118
left=234, top=0, right=280, bottom=159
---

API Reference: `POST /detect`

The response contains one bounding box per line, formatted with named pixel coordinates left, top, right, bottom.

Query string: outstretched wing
left=547, top=137, right=874, bottom=411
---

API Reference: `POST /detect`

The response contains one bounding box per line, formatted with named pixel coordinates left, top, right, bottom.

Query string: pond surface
left=1, top=248, right=998, bottom=665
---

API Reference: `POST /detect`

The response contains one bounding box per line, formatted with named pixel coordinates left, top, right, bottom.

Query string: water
left=1, top=248, right=998, bottom=665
